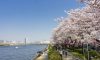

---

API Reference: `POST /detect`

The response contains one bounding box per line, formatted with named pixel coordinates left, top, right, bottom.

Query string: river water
left=0, top=44, right=47, bottom=60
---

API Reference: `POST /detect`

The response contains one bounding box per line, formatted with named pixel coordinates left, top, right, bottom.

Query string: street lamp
left=84, top=33, right=91, bottom=60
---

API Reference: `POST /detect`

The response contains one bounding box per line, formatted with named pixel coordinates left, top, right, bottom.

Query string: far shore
left=0, top=43, right=48, bottom=46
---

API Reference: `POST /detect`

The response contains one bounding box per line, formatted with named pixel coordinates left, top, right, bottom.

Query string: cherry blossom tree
left=52, top=0, right=100, bottom=46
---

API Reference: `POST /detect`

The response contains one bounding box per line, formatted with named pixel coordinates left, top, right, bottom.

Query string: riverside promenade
left=62, top=51, right=81, bottom=60
left=35, top=51, right=73, bottom=60
left=62, top=52, right=73, bottom=60
left=59, top=50, right=78, bottom=60
left=35, top=51, right=48, bottom=60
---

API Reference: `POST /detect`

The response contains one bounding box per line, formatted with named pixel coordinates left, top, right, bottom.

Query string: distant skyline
left=0, top=0, right=83, bottom=42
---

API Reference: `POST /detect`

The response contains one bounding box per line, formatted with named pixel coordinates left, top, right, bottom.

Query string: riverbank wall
left=33, top=47, right=48, bottom=60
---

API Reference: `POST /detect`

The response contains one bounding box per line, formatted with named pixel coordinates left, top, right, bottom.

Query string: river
left=0, top=44, right=47, bottom=60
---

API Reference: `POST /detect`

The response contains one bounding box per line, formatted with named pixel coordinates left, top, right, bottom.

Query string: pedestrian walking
left=65, top=51, right=67, bottom=56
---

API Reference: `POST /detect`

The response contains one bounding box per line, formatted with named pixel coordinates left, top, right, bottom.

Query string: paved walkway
left=62, top=52, right=73, bottom=60
left=63, top=56, right=73, bottom=60
left=35, top=51, right=48, bottom=60
left=62, top=52, right=81, bottom=60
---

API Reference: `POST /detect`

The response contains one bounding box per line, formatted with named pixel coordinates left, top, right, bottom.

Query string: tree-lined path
left=62, top=52, right=73, bottom=60
left=51, top=0, right=100, bottom=60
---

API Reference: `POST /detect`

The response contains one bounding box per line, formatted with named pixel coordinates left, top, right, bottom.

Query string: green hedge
left=72, top=52, right=86, bottom=60
left=89, top=50, right=100, bottom=59
left=48, top=45, right=62, bottom=60
left=67, top=47, right=100, bottom=60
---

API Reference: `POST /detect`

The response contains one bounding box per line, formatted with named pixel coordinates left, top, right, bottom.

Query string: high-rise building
left=25, top=38, right=26, bottom=45
left=0, top=40, right=4, bottom=43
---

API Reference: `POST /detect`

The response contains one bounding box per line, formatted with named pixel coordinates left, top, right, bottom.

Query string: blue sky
left=0, top=0, right=83, bottom=42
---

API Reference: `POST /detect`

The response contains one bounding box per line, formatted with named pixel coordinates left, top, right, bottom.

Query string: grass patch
left=71, top=52, right=86, bottom=60
left=89, top=50, right=100, bottom=60
left=67, top=47, right=100, bottom=60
